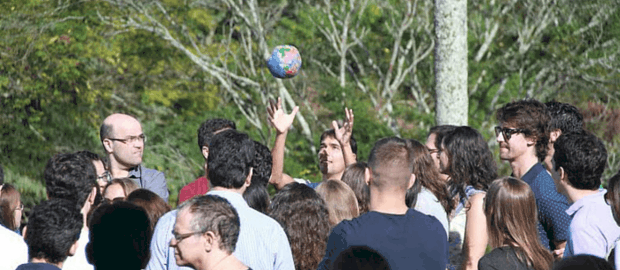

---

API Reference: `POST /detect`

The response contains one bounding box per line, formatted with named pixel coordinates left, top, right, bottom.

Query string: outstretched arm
left=461, top=193, right=488, bottom=270
left=332, top=107, right=357, bottom=166
left=267, top=97, right=299, bottom=190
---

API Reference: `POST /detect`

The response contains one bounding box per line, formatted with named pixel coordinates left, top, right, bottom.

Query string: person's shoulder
left=179, top=177, right=208, bottom=194
left=0, top=225, right=26, bottom=246
left=140, top=165, right=166, bottom=178
left=16, top=263, right=61, bottom=270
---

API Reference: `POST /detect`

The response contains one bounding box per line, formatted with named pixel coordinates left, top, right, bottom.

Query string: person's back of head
left=330, top=246, right=391, bottom=270
left=86, top=200, right=151, bottom=269
left=341, top=162, right=370, bottom=214
left=103, top=177, right=140, bottom=201
left=553, top=255, right=614, bottom=270
left=496, top=99, right=550, bottom=161
left=367, top=137, right=414, bottom=192
left=197, top=118, right=236, bottom=150
left=485, top=177, right=552, bottom=270
left=270, top=183, right=330, bottom=270
left=126, top=189, right=171, bottom=233
left=428, top=125, right=457, bottom=151
left=545, top=101, right=584, bottom=135
left=553, top=131, right=607, bottom=190
left=44, top=153, right=97, bottom=209
left=25, top=198, right=83, bottom=267
left=442, top=126, right=497, bottom=196
left=207, top=130, right=255, bottom=189
left=242, top=184, right=270, bottom=214
left=316, top=180, right=359, bottom=226
left=251, top=140, right=272, bottom=187
left=606, top=171, right=620, bottom=225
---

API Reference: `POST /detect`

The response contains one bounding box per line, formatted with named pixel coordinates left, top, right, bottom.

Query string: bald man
left=100, top=113, right=169, bottom=201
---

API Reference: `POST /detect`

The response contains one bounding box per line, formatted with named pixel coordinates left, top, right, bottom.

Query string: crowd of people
left=1, top=98, right=620, bottom=270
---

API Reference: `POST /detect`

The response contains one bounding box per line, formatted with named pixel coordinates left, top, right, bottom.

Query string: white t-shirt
left=0, top=225, right=28, bottom=270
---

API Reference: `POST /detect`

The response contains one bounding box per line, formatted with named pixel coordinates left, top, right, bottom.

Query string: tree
left=434, top=0, right=468, bottom=126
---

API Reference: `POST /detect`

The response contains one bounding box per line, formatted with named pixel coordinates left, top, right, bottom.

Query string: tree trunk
left=434, top=0, right=468, bottom=126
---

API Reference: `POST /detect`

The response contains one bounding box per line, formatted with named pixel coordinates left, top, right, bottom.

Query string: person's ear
left=550, top=129, right=562, bottom=143
left=364, top=167, right=371, bottom=186
left=408, top=173, right=416, bottom=189
left=203, top=231, right=216, bottom=253
left=68, top=240, right=79, bottom=257
left=559, top=167, right=568, bottom=184
left=202, top=146, right=209, bottom=160
left=103, top=139, right=114, bottom=153
left=88, top=187, right=97, bottom=205
left=526, top=136, right=536, bottom=147
left=245, top=168, right=253, bottom=187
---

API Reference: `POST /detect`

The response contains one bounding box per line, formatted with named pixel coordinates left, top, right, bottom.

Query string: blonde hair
left=316, top=180, right=359, bottom=226
left=104, top=178, right=139, bottom=199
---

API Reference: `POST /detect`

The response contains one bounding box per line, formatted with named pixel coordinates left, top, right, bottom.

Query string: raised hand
left=267, top=97, right=299, bottom=134
left=332, top=107, right=354, bottom=146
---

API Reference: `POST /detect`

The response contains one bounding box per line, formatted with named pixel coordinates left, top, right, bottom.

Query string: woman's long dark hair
left=406, top=139, right=454, bottom=215
left=0, top=184, right=20, bottom=231
left=442, top=126, right=497, bottom=200
left=485, top=177, right=553, bottom=270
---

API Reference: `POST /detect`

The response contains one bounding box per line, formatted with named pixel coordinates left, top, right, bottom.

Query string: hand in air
left=332, top=107, right=354, bottom=146
left=267, top=97, right=299, bottom=134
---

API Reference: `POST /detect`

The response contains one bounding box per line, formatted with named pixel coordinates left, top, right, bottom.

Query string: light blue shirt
left=564, top=190, right=620, bottom=265
left=146, top=190, right=294, bottom=270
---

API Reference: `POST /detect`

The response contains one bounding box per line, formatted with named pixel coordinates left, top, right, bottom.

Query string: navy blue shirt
left=16, top=263, right=61, bottom=270
left=318, top=208, right=448, bottom=270
left=520, top=163, right=571, bottom=250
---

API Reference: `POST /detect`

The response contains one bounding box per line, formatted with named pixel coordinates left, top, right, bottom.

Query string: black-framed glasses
left=495, top=126, right=528, bottom=141
left=14, top=203, right=24, bottom=212
left=107, top=134, right=147, bottom=144
left=172, top=229, right=206, bottom=243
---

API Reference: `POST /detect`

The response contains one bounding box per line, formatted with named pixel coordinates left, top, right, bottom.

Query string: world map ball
left=267, top=45, right=302, bottom=79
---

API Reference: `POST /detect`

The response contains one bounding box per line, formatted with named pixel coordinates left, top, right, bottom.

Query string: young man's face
left=318, top=136, right=346, bottom=177
left=496, top=124, right=532, bottom=162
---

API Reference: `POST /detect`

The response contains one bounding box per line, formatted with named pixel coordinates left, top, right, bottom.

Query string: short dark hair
left=197, top=118, right=236, bottom=150
left=26, top=199, right=83, bottom=264
left=443, top=126, right=497, bottom=199
left=330, top=246, right=390, bottom=270
left=553, top=132, right=607, bottom=190
left=179, top=195, right=240, bottom=254
left=251, top=141, right=272, bottom=187
left=367, top=137, right=413, bottom=190
left=552, top=254, right=614, bottom=270
left=44, top=153, right=97, bottom=208
left=207, top=130, right=255, bottom=189
left=428, top=125, right=457, bottom=151
left=87, top=201, right=152, bottom=269
left=270, top=183, right=330, bottom=270
left=320, top=129, right=357, bottom=155
left=545, top=101, right=584, bottom=134
left=75, top=150, right=107, bottom=170
left=496, top=99, right=550, bottom=161
left=99, top=122, right=113, bottom=143
left=242, top=184, right=270, bottom=214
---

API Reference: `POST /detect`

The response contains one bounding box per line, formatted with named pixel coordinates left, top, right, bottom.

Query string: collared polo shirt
left=564, top=190, right=620, bottom=264
left=128, top=164, right=169, bottom=202
left=520, top=163, right=571, bottom=250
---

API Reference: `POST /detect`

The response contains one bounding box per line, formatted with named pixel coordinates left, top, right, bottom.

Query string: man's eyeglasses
left=107, top=134, right=147, bottom=144
left=172, top=229, right=206, bottom=243
left=495, top=126, right=528, bottom=141
left=14, top=203, right=24, bottom=212
left=97, top=171, right=112, bottom=183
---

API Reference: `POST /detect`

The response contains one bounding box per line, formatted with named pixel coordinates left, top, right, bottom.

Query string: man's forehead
left=320, top=135, right=339, bottom=144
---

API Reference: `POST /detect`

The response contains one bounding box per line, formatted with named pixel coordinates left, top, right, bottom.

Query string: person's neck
left=509, top=153, right=539, bottom=179
left=368, top=188, right=409, bottom=215
left=565, top=187, right=599, bottom=204
left=322, top=171, right=344, bottom=181
left=210, top=186, right=244, bottom=195
left=31, top=258, right=63, bottom=269
left=206, top=253, right=247, bottom=270
left=108, top=158, right=133, bottom=179
left=81, top=202, right=90, bottom=231
left=543, top=145, right=555, bottom=172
